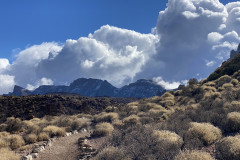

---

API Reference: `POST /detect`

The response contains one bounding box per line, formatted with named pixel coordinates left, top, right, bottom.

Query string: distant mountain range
left=6, top=78, right=166, bottom=98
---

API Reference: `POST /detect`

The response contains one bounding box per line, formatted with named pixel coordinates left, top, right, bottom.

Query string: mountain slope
left=6, top=78, right=166, bottom=98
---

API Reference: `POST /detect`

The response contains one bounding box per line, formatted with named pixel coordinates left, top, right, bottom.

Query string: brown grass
left=215, top=136, right=240, bottom=160
left=174, top=150, right=215, bottom=160
left=94, top=112, right=119, bottom=123
left=0, top=147, right=20, bottom=160
left=227, top=112, right=240, bottom=132
left=38, top=132, right=50, bottom=141
left=92, top=122, right=114, bottom=137
left=185, top=122, right=222, bottom=146
left=42, top=125, right=66, bottom=137
left=93, top=146, right=126, bottom=160
left=24, top=133, right=37, bottom=144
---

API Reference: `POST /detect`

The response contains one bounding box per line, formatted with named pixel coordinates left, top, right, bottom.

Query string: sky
left=0, top=0, right=240, bottom=94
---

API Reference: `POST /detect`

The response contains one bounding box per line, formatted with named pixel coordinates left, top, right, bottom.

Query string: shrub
left=0, top=147, right=20, bottom=160
left=215, top=136, right=240, bottom=160
left=226, top=112, right=240, bottom=132
left=93, top=146, right=126, bottom=160
left=231, top=79, right=239, bottom=86
left=38, top=132, right=50, bottom=141
left=153, top=130, right=183, bottom=149
left=24, top=133, right=37, bottom=144
left=0, top=123, right=7, bottom=132
left=42, top=125, right=66, bottom=137
left=94, top=112, right=119, bottom=123
left=92, top=122, right=114, bottom=137
left=215, top=75, right=232, bottom=88
left=123, top=115, right=140, bottom=126
left=5, top=117, right=23, bottom=133
left=9, top=135, right=25, bottom=149
left=185, top=122, right=222, bottom=146
left=222, top=83, right=234, bottom=89
left=174, top=150, right=214, bottom=160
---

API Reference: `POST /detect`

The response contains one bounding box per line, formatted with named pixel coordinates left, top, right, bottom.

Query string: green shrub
left=24, top=133, right=37, bottom=144
left=174, top=150, right=215, bottom=160
left=92, top=122, right=114, bottom=137
left=185, top=122, right=222, bottom=146
left=215, top=136, right=240, bottom=160
left=93, top=147, right=126, bottom=160
left=42, top=125, right=66, bottom=137
left=0, top=147, right=20, bottom=160
left=226, top=112, right=240, bottom=132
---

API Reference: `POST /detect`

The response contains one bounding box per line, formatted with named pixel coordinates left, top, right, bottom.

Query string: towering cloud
left=0, top=0, right=240, bottom=94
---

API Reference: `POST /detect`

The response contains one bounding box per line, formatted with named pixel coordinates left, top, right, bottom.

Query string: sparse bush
left=123, top=115, right=140, bottom=126
left=215, top=136, right=240, bottom=160
left=38, top=132, right=50, bottom=141
left=0, top=147, right=20, bottom=160
left=222, top=83, right=234, bottom=89
left=92, top=122, right=114, bottom=137
left=94, top=112, right=119, bottom=123
left=93, top=146, right=126, bottom=160
left=9, top=135, right=25, bottom=149
left=153, top=130, right=183, bottom=149
left=42, top=125, right=66, bottom=137
left=185, top=122, right=222, bottom=147
left=0, top=123, right=7, bottom=132
left=174, top=150, right=214, bottom=160
left=226, top=112, right=240, bottom=132
left=5, top=117, right=23, bottom=133
left=215, top=75, right=232, bottom=88
left=231, top=79, right=239, bottom=86
left=24, top=133, right=37, bottom=144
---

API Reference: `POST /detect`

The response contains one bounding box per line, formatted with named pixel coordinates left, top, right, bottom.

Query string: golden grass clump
left=94, top=112, right=119, bottom=123
left=0, top=147, right=20, bottom=160
left=231, top=79, right=239, bottom=86
left=93, top=146, right=126, bottom=160
left=174, top=150, right=215, bottom=160
left=38, top=132, right=50, bottom=141
left=204, top=81, right=216, bottom=87
left=222, top=83, right=234, bottom=89
left=153, top=130, right=183, bottom=149
left=42, top=125, right=66, bottom=137
left=9, top=135, right=25, bottom=149
left=24, top=133, right=37, bottom=144
left=123, top=115, right=140, bottom=126
left=215, top=136, right=240, bottom=160
left=201, top=86, right=217, bottom=92
left=227, top=112, right=240, bottom=132
left=215, top=75, right=232, bottom=88
left=5, top=117, right=23, bottom=133
left=185, top=122, right=222, bottom=146
left=92, top=122, right=114, bottom=137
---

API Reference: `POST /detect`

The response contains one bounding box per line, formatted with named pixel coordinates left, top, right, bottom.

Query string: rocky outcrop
left=230, top=43, right=240, bottom=59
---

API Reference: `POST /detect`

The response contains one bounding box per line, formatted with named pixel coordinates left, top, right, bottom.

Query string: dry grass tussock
left=94, top=112, right=119, bottom=123
left=92, top=122, right=114, bottom=137
left=0, top=147, right=20, bottom=160
left=215, top=136, right=240, bottom=160
left=42, top=125, right=66, bottom=137
left=185, top=122, right=222, bottom=147
left=93, top=146, right=127, bottom=160
left=227, top=112, right=240, bottom=132
left=174, top=150, right=215, bottom=160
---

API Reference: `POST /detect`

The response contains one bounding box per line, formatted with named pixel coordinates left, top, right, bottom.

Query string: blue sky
left=0, top=0, right=240, bottom=94
left=0, top=0, right=169, bottom=61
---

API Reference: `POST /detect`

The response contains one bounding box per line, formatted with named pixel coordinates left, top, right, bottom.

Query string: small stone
left=30, top=153, right=38, bottom=158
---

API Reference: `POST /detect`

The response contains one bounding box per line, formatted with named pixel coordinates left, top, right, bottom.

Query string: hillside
left=2, top=52, right=240, bottom=159
left=0, top=94, right=135, bottom=123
